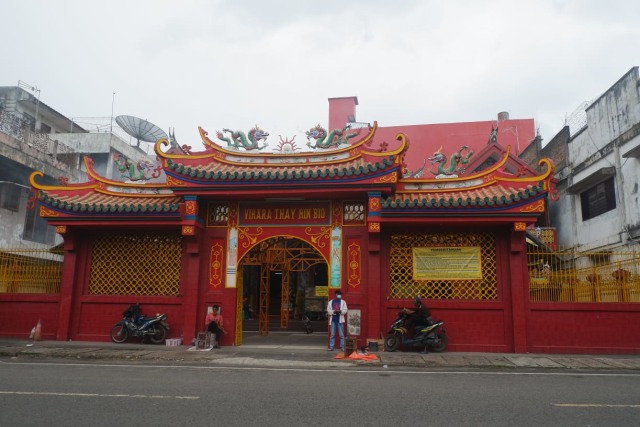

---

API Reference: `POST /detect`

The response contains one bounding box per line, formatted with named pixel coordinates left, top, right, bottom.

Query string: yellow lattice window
left=389, top=231, right=497, bottom=300
left=0, top=248, right=63, bottom=294
left=89, top=233, right=182, bottom=296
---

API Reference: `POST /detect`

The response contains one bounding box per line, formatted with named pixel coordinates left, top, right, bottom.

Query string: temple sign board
left=413, top=247, right=483, bottom=280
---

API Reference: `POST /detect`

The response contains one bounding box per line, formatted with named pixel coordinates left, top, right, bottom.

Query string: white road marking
left=0, top=391, right=198, bottom=399
left=554, top=403, right=640, bottom=408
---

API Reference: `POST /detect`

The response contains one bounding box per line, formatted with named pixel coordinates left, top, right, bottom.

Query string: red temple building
left=5, top=96, right=637, bottom=354
left=12, top=95, right=552, bottom=353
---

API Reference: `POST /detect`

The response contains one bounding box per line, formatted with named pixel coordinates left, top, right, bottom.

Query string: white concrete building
left=0, top=86, right=158, bottom=247
left=547, top=67, right=640, bottom=250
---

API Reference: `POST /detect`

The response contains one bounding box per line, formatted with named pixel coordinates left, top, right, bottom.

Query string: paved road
left=2, top=359, right=640, bottom=426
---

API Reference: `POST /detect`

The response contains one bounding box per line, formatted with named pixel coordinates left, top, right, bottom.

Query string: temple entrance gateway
left=239, top=237, right=328, bottom=338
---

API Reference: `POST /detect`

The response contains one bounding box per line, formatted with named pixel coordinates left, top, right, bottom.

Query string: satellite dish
left=115, top=115, right=168, bottom=147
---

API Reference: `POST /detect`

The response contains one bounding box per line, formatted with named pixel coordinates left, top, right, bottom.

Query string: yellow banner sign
left=413, top=247, right=482, bottom=280
left=315, top=286, right=329, bottom=297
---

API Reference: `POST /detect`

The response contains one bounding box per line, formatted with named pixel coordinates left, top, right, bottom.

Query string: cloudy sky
left=2, top=0, right=639, bottom=151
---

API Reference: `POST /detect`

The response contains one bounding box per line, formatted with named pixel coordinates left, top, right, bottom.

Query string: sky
left=2, top=0, right=640, bottom=152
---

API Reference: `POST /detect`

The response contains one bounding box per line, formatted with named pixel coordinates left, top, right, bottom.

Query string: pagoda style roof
left=384, top=146, right=556, bottom=216
left=28, top=122, right=557, bottom=222
left=29, top=157, right=181, bottom=220
left=155, top=122, right=405, bottom=190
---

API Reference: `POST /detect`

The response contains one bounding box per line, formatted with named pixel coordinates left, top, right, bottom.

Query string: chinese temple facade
left=15, top=113, right=563, bottom=354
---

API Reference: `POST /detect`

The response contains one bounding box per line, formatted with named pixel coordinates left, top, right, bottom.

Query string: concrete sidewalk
left=2, top=337, right=640, bottom=370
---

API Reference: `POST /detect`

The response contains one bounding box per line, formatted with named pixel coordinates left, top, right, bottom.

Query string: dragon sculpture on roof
left=216, top=125, right=269, bottom=150
left=428, top=145, right=474, bottom=178
left=113, top=153, right=162, bottom=182
left=305, top=124, right=361, bottom=149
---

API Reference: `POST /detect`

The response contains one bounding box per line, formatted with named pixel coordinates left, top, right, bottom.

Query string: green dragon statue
left=428, top=145, right=474, bottom=177
left=305, top=124, right=360, bottom=149
left=216, top=125, right=269, bottom=150
left=113, top=153, right=161, bottom=181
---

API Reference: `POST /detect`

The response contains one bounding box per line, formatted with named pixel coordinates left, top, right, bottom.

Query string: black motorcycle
left=384, top=310, right=448, bottom=353
left=110, top=303, right=169, bottom=344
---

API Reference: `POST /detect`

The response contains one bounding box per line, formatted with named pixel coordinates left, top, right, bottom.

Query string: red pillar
left=509, top=228, right=528, bottom=352
left=181, top=229, right=202, bottom=343
left=56, top=232, right=78, bottom=341
left=366, top=232, right=382, bottom=339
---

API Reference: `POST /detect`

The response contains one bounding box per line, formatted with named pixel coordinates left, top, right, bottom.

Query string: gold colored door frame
left=242, top=237, right=326, bottom=337
left=280, top=266, right=290, bottom=329
left=258, top=264, right=270, bottom=336
left=235, top=268, right=244, bottom=345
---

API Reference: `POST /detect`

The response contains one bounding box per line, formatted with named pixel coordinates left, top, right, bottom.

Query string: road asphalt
left=2, top=333, right=640, bottom=370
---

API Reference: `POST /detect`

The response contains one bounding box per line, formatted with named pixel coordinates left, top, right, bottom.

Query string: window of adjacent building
left=0, top=184, right=21, bottom=211
left=23, top=201, right=56, bottom=245
left=22, top=112, right=36, bottom=131
left=39, top=122, right=51, bottom=133
left=580, top=177, right=616, bottom=221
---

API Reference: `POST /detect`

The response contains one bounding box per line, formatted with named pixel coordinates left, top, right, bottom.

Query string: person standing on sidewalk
left=326, top=290, right=348, bottom=351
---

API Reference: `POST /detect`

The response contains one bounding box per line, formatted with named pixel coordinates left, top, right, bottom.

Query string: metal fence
left=0, top=248, right=63, bottom=294
left=528, top=247, right=640, bottom=303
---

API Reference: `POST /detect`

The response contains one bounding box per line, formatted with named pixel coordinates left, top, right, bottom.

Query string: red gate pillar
left=57, top=232, right=78, bottom=341
left=181, top=228, right=202, bottom=343
left=509, top=226, right=528, bottom=352
left=366, top=192, right=382, bottom=340
left=366, top=232, right=382, bottom=340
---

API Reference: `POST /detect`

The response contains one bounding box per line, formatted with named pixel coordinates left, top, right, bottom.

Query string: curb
left=2, top=341, right=640, bottom=371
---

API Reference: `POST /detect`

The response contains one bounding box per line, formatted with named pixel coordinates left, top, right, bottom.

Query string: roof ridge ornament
left=216, top=125, right=269, bottom=150
left=305, top=124, right=361, bottom=149
left=428, top=145, right=474, bottom=178
left=274, top=135, right=299, bottom=153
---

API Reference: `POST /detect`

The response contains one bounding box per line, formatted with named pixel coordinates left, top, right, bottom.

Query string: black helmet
left=413, top=296, right=421, bottom=307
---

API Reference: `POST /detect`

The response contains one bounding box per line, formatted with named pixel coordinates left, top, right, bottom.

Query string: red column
left=56, top=232, right=78, bottom=341
left=181, top=229, right=202, bottom=343
left=509, top=228, right=528, bottom=352
left=366, top=232, right=382, bottom=339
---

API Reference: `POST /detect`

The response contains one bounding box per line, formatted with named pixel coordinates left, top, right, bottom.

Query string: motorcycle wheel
left=148, top=325, right=168, bottom=345
left=384, top=333, right=401, bottom=352
left=110, top=323, right=129, bottom=344
left=430, top=331, right=448, bottom=353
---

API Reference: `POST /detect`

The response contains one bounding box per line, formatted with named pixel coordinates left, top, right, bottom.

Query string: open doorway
left=239, top=236, right=328, bottom=340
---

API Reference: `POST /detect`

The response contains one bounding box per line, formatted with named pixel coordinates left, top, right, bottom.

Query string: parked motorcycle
left=110, top=303, right=169, bottom=344
left=384, top=310, right=448, bottom=353
left=302, top=313, right=314, bottom=334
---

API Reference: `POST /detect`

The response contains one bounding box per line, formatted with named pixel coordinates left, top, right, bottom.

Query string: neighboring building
left=526, top=67, right=640, bottom=250
left=0, top=86, right=159, bottom=247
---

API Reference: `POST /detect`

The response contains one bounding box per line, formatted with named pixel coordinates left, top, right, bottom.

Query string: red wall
left=72, top=298, right=185, bottom=342
left=0, top=296, right=60, bottom=340
left=3, top=222, right=640, bottom=354
left=526, top=303, right=640, bottom=354
left=5, top=296, right=640, bottom=354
